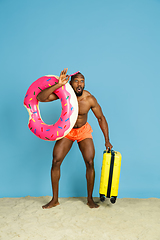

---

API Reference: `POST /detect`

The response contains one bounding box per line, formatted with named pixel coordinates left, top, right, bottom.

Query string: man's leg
left=42, top=137, right=73, bottom=209
left=78, top=138, right=99, bottom=208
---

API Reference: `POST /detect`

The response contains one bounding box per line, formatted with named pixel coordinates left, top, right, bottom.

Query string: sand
left=0, top=197, right=160, bottom=240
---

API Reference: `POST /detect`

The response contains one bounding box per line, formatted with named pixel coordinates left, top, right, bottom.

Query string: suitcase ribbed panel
left=99, top=151, right=111, bottom=195
left=107, top=151, right=115, bottom=198
left=110, top=152, right=121, bottom=197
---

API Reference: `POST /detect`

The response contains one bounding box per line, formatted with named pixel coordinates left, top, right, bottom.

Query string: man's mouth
left=77, top=87, right=82, bottom=92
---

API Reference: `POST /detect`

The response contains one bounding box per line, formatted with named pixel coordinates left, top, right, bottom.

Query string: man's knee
left=85, top=157, right=94, bottom=169
left=51, top=156, right=62, bottom=169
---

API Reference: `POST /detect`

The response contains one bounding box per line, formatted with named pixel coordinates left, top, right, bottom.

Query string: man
left=37, top=68, right=113, bottom=208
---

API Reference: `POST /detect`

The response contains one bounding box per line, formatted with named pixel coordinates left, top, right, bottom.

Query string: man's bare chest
left=78, top=100, right=91, bottom=115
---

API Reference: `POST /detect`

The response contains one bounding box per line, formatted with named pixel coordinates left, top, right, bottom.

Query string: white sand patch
left=0, top=197, right=160, bottom=240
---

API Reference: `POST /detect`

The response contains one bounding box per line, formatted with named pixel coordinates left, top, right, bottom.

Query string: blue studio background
left=0, top=0, right=160, bottom=198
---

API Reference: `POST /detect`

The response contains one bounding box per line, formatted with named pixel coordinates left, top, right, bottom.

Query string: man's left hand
left=105, top=141, right=113, bottom=152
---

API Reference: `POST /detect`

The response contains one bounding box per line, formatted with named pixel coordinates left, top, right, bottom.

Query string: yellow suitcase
left=99, top=150, right=122, bottom=203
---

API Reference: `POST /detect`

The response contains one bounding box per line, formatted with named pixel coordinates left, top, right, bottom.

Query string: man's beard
left=75, top=90, right=83, bottom=96
left=74, top=86, right=84, bottom=96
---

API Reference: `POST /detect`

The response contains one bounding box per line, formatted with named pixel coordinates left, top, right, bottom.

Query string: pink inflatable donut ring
left=24, top=73, right=79, bottom=141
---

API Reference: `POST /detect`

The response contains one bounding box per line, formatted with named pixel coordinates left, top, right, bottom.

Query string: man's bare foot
left=87, top=198, right=99, bottom=208
left=42, top=199, right=59, bottom=209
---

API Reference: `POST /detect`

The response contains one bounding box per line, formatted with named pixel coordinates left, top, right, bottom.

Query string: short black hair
left=71, top=72, right=85, bottom=82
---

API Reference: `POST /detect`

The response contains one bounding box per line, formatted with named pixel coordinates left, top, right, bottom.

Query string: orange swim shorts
left=65, top=122, right=93, bottom=142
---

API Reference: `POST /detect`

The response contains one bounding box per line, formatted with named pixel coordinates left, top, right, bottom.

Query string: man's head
left=70, top=72, right=85, bottom=97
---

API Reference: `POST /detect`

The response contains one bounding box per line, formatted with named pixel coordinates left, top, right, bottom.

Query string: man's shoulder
left=84, top=90, right=96, bottom=99
left=83, top=90, right=92, bottom=97
left=83, top=90, right=97, bottom=106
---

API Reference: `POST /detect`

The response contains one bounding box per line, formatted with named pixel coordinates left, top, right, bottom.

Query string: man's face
left=70, top=76, right=85, bottom=96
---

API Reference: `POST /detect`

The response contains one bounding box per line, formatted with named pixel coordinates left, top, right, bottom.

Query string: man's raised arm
left=37, top=68, right=69, bottom=102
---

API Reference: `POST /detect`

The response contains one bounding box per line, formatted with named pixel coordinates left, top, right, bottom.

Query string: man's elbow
left=36, top=93, right=44, bottom=102
left=98, top=114, right=105, bottom=123
left=36, top=95, right=41, bottom=101
left=36, top=95, right=40, bottom=101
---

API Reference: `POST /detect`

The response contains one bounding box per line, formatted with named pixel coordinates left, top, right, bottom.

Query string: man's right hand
left=37, top=68, right=69, bottom=102
left=58, top=68, right=70, bottom=86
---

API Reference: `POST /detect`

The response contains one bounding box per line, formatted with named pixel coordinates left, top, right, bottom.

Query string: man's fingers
left=106, top=147, right=110, bottom=152
left=60, top=68, right=65, bottom=76
left=60, top=70, right=63, bottom=77
left=105, top=143, right=113, bottom=152
left=60, top=68, right=68, bottom=77
left=63, top=68, right=68, bottom=75
left=65, top=76, right=70, bottom=83
left=65, top=68, right=68, bottom=74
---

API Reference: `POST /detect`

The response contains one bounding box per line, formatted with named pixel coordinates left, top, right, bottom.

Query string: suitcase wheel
left=100, top=194, right=105, bottom=202
left=110, top=196, right=117, bottom=204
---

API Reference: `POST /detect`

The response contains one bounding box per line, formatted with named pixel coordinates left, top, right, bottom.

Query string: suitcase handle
left=106, top=148, right=114, bottom=153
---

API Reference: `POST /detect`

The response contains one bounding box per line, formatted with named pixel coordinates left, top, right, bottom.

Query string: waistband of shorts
left=71, top=122, right=91, bottom=133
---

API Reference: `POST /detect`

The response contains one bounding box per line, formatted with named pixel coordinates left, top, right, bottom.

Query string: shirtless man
left=37, top=68, right=113, bottom=208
